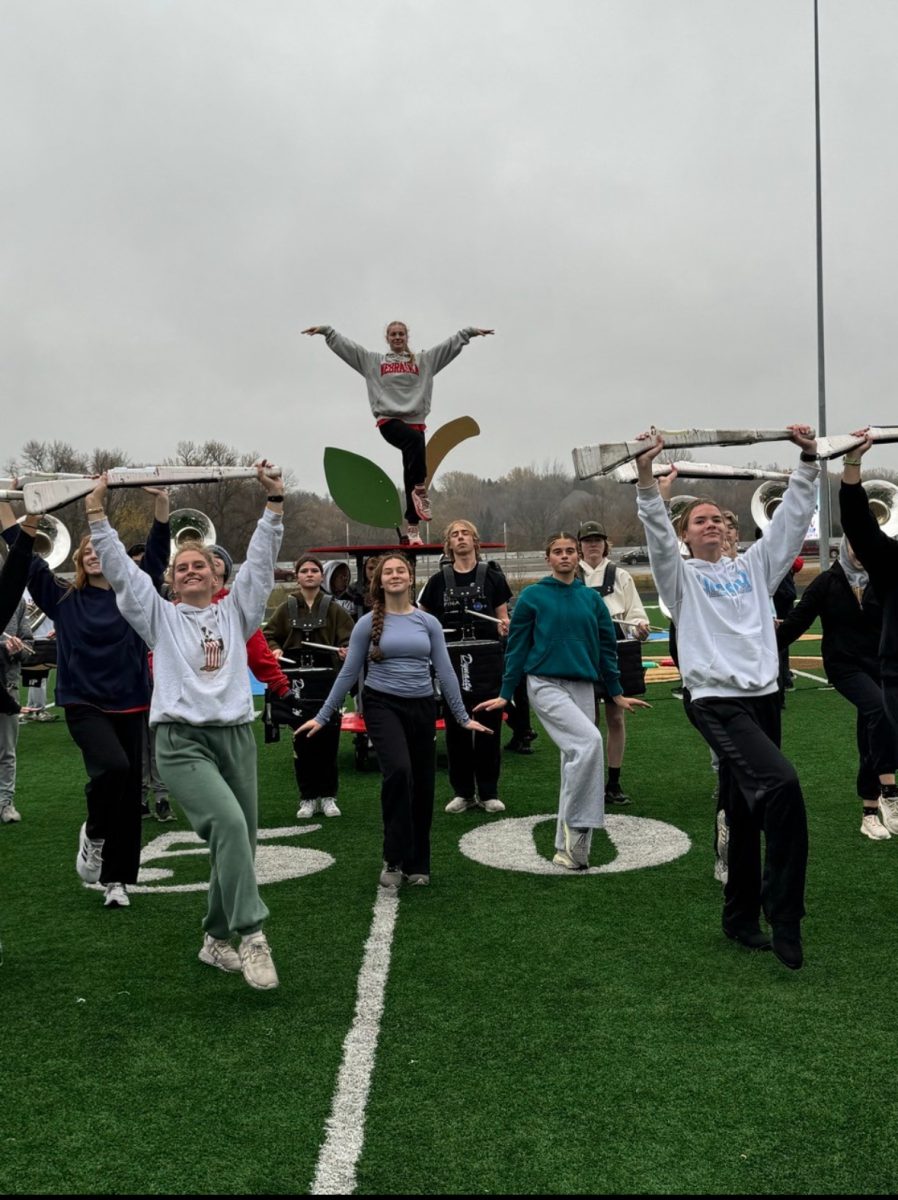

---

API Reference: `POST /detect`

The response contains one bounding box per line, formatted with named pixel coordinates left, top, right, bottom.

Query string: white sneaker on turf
left=479, top=798, right=506, bottom=813
left=103, top=882, right=130, bottom=908
left=878, top=795, right=898, bottom=835
left=562, top=821, right=591, bottom=869
left=296, top=799, right=318, bottom=819
left=199, top=934, right=242, bottom=973
left=0, top=804, right=21, bottom=824
left=319, top=797, right=341, bottom=817
left=239, top=931, right=279, bottom=990
left=379, top=863, right=403, bottom=888
left=445, top=796, right=476, bottom=814
left=404, top=873, right=430, bottom=886
left=862, top=811, right=891, bottom=841
left=76, top=822, right=105, bottom=883
left=553, top=849, right=586, bottom=871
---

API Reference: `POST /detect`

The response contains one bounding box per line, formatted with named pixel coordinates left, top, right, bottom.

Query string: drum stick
left=299, top=641, right=341, bottom=653
left=464, top=609, right=503, bottom=625
left=616, top=618, right=665, bottom=632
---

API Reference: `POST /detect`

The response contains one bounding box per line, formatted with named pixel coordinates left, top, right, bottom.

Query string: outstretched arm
left=303, top=325, right=373, bottom=375
left=426, top=327, right=493, bottom=375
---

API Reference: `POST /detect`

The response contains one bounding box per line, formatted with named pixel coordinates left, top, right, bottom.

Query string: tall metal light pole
left=815, top=0, right=832, bottom=550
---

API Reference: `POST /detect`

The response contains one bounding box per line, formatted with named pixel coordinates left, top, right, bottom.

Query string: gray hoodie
left=320, top=326, right=479, bottom=423
left=636, top=462, right=818, bottom=700
left=91, top=509, right=284, bottom=727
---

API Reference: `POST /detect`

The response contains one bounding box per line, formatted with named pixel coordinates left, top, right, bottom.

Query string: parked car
left=620, top=547, right=650, bottom=565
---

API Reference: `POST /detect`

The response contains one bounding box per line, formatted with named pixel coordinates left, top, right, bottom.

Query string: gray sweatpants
left=527, top=675, right=605, bottom=851
left=0, top=684, right=19, bottom=810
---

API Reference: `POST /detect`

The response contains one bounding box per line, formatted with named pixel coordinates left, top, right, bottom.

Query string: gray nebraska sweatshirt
left=319, top=326, right=479, bottom=423
left=91, top=508, right=284, bottom=727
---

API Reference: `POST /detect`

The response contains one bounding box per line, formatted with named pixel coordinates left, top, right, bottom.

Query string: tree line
left=5, top=438, right=885, bottom=568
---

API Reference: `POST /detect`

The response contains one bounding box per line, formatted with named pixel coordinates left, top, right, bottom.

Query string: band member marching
left=577, top=520, right=650, bottom=805
left=419, top=520, right=512, bottom=814
left=265, top=556, right=354, bottom=819
left=475, top=533, right=649, bottom=871
left=302, top=320, right=493, bottom=545
left=634, top=426, right=818, bottom=970
left=87, top=463, right=285, bottom=990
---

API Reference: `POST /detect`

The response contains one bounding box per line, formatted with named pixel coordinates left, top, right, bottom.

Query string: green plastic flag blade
left=324, top=447, right=403, bottom=529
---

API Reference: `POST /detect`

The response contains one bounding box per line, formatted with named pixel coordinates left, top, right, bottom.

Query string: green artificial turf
left=3, top=674, right=897, bottom=1195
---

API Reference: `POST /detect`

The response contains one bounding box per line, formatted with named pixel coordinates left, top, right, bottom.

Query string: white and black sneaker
left=103, top=882, right=130, bottom=908
left=76, top=823, right=105, bottom=883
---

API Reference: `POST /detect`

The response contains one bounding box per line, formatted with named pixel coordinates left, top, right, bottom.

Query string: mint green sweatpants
left=155, top=722, right=269, bottom=940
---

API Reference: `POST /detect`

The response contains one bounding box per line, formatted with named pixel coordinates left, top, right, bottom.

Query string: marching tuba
left=169, top=509, right=216, bottom=559
left=861, top=480, right=898, bottom=539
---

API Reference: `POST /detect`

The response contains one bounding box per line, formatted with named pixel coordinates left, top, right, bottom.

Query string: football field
left=3, top=669, right=897, bottom=1195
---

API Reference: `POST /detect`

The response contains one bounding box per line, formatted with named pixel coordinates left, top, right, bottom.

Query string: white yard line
left=310, top=887, right=400, bottom=1195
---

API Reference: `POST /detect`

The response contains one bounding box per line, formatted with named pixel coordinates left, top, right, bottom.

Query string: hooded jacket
left=499, top=576, right=622, bottom=701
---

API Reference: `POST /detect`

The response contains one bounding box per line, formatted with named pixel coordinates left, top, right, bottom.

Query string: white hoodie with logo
left=636, top=462, right=818, bottom=700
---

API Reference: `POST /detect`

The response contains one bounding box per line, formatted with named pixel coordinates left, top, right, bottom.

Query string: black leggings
left=445, top=702, right=503, bottom=801
left=363, top=687, right=437, bottom=874
left=65, top=705, right=145, bottom=885
left=378, top=420, right=426, bottom=524
left=689, top=694, right=808, bottom=930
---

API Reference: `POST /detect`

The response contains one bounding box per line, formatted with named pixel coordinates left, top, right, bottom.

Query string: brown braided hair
left=367, top=553, right=413, bottom=662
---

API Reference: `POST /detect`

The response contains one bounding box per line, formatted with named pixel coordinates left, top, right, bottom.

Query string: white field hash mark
left=310, top=887, right=400, bottom=1195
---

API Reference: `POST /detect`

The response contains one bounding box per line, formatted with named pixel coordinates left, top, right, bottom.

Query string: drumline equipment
left=861, top=480, right=898, bottom=538
left=444, top=637, right=505, bottom=703
left=264, top=665, right=341, bottom=742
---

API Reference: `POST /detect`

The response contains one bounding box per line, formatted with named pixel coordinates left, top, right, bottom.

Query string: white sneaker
left=239, top=931, right=279, bottom=990
left=862, top=811, right=891, bottom=841
left=878, top=795, right=898, bottom=835
left=103, top=882, right=130, bottom=908
left=319, top=797, right=341, bottom=818
left=445, top=796, right=476, bottom=814
left=379, top=862, right=403, bottom=889
left=562, top=821, right=591, bottom=869
left=199, top=934, right=243, bottom=973
left=296, top=799, right=318, bottom=819
left=76, top=823, right=105, bottom=883
left=0, top=804, right=21, bottom=824
left=553, top=849, right=586, bottom=871
left=713, top=857, right=729, bottom=884
left=479, top=798, right=506, bottom=813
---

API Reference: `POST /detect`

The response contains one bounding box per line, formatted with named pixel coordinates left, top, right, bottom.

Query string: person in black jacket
left=0, top=517, right=39, bottom=715
left=777, top=537, right=896, bottom=839
left=839, top=432, right=898, bottom=836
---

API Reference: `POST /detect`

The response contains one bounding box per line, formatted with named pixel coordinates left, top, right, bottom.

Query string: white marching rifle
left=23, top=465, right=282, bottom=514
left=573, top=429, right=810, bottom=479
left=609, top=461, right=791, bottom=484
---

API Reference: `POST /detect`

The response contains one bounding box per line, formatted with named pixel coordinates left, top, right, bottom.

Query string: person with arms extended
left=88, top=463, right=285, bottom=990
left=302, top=319, right=493, bottom=545
left=634, top=426, right=818, bottom=970
left=419, top=519, right=511, bottom=815
left=297, top=553, right=490, bottom=888
left=475, top=533, right=649, bottom=872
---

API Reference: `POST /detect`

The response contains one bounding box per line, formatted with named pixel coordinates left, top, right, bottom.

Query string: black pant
left=831, top=670, right=895, bottom=800
left=65, top=705, right=145, bottom=885
left=290, top=715, right=341, bottom=800
left=363, top=687, right=436, bottom=874
left=445, top=702, right=503, bottom=800
left=378, top=419, right=426, bottom=524
left=689, top=694, right=808, bottom=931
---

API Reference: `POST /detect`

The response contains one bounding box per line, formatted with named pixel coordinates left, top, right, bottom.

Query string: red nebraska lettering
left=381, top=362, right=419, bottom=376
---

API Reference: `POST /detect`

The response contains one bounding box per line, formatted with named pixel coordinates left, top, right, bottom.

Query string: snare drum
left=445, top=638, right=504, bottom=701
left=268, top=666, right=340, bottom=727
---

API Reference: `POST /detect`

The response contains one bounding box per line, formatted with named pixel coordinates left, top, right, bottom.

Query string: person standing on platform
left=578, top=520, right=649, bottom=805
left=475, top=534, right=649, bottom=871
left=302, top=320, right=493, bottom=545
left=419, top=519, right=511, bottom=814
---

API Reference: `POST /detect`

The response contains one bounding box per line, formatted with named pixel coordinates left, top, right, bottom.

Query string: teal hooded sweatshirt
left=499, top=575, right=623, bottom=701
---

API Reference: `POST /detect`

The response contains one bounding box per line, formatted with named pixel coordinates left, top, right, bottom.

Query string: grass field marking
left=310, top=888, right=400, bottom=1196
left=132, top=824, right=334, bottom=894
left=459, top=813, right=691, bottom=875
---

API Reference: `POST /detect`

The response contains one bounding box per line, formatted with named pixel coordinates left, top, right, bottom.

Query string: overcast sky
left=3, top=0, right=897, bottom=495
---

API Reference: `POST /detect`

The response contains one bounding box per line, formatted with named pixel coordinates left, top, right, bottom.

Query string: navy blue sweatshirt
left=3, top=519, right=169, bottom=710
left=0, top=530, right=35, bottom=631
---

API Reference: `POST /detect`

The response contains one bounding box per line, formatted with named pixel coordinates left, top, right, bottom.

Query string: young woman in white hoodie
left=86, top=463, right=285, bottom=991
left=635, top=426, right=818, bottom=971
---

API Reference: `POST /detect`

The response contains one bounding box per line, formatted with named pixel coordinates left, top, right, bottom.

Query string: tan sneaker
left=199, top=934, right=243, bottom=973
left=479, top=798, right=506, bottom=813
left=239, top=931, right=279, bottom=990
